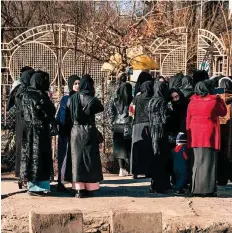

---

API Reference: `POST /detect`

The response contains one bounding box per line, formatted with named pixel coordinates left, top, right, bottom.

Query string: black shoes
left=75, top=190, right=96, bottom=198
left=174, top=190, right=185, bottom=196
left=149, top=186, right=165, bottom=194
left=18, top=180, right=27, bottom=190
left=133, top=174, right=138, bottom=179
left=75, top=190, right=86, bottom=198
left=18, top=180, right=22, bottom=189
left=217, top=181, right=228, bottom=186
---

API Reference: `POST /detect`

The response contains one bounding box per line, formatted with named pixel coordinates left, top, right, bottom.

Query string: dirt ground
left=1, top=173, right=232, bottom=233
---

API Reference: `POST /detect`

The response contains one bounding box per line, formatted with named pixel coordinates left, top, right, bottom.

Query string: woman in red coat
left=187, top=81, right=227, bottom=197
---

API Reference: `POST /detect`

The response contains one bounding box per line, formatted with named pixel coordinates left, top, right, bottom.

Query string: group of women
left=8, top=69, right=104, bottom=198
left=109, top=71, right=232, bottom=196
left=7, top=67, right=232, bottom=198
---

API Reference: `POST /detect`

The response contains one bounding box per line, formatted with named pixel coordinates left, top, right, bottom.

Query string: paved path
left=2, top=174, right=232, bottom=233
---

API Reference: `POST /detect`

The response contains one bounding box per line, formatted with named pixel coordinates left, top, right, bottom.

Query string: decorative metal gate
left=1, top=24, right=114, bottom=173
left=197, top=29, right=228, bottom=76
left=149, top=27, right=188, bottom=76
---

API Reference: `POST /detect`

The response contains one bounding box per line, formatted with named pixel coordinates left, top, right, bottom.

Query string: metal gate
left=149, top=27, right=188, bottom=76
left=1, top=24, right=116, bottom=173
left=197, top=29, right=228, bottom=76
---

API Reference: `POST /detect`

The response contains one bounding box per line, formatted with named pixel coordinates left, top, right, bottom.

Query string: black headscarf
left=210, top=76, right=223, bottom=88
left=19, top=69, right=35, bottom=86
left=119, top=73, right=127, bottom=83
left=181, top=76, right=194, bottom=99
left=192, top=70, right=209, bottom=87
left=194, top=81, right=213, bottom=97
left=7, top=69, right=35, bottom=110
left=30, top=72, right=47, bottom=91
left=168, top=73, right=183, bottom=89
left=16, top=69, right=35, bottom=98
left=70, top=74, right=95, bottom=121
left=115, top=82, right=133, bottom=114
left=151, top=81, right=169, bottom=109
left=169, top=88, right=188, bottom=133
left=68, top=75, right=80, bottom=96
left=134, top=72, right=153, bottom=96
left=140, top=81, right=153, bottom=97
left=219, top=77, right=232, bottom=92
left=32, top=70, right=50, bottom=91
left=20, top=66, right=33, bottom=77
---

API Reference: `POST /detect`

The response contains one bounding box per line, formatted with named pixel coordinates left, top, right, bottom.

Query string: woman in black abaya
left=68, top=75, right=104, bottom=198
left=148, top=81, right=170, bottom=193
left=6, top=69, right=35, bottom=187
left=130, top=81, right=154, bottom=179
left=20, top=72, right=56, bottom=196
left=109, top=82, right=133, bottom=177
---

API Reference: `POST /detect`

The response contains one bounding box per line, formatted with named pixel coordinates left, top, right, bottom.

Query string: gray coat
left=66, top=94, right=104, bottom=183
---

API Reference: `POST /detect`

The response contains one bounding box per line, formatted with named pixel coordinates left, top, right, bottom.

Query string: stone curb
left=110, top=211, right=162, bottom=233
left=29, top=210, right=83, bottom=233
left=29, top=210, right=162, bottom=233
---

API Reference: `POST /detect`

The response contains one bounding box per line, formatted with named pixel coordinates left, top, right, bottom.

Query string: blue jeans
left=173, top=153, right=188, bottom=190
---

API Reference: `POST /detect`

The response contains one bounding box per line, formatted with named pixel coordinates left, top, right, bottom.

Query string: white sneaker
left=119, top=168, right=124, bottom=177
left=119, top=168, right=128, bottom=177
left=122, top=169, right=129, bottom=176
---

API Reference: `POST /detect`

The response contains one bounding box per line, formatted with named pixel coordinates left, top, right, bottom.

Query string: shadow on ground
left=1, top=177, right=18, bottom=181
left=101, top=177, right=149, bottom=185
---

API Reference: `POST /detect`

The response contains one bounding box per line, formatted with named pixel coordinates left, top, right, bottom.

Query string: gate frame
left=149, top=27, right=188, bottom=76
left=197, top=28, right=228, bottom=76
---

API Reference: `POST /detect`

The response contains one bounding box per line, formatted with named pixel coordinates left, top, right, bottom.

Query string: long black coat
left=66, top=94, right=104, bottom=183
left=130, top=93, right=154, bottom=175
left=20, top=88, right=56, bottom=182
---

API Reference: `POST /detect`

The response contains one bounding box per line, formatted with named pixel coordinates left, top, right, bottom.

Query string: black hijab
left=70, top=74, right=95, bottom=121
left=80, top=74, right=95, bottom=96
left=140, top=81, right=153, bottom=97
left=30, top=72, right=47, bottom=91
left=168, top=73, right=183, bottom=89
left=7, top=69, right=35, bottom=110
left=32, top=70, right=50, bottom=91
left=181, top=76, right=194, bottom=98
left=134, top=72, right=153, bottom=96
left=210, top=76, right=223, bottom=88
left=219, top=77, right=232, bottom=92
left=170, top=88, right=187, bottom=103
left=115, top=82, right=133, bottom=114
left=19, top=66, right=33, bottom=77
left=151, top=81, right=169, bottom=109
left=194, top=81, right=213, bottom=97
left=16, top=69, right=35, bottom=98
left=192, top=70, right=209, bottom=87
left=119, top=73, right=127, bottom=83
left=19, top=69, right=35, bottom=85
left=68, top=75, right=80, bottom=96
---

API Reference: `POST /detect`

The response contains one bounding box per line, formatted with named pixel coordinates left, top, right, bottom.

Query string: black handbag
left=124, top=123, right=132, bottom=139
